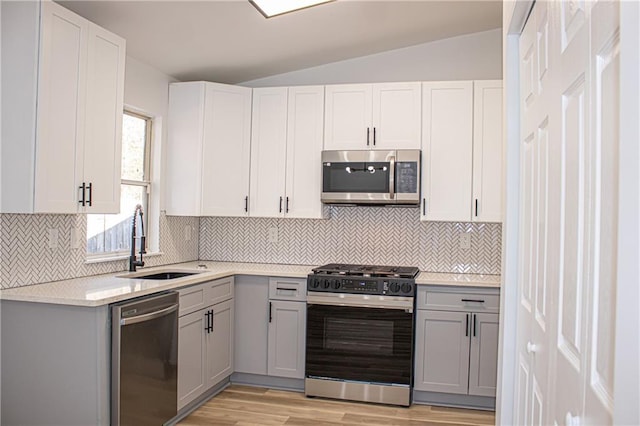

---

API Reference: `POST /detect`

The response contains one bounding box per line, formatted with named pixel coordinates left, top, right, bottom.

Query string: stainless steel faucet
left=129, top=204, right=146, bottom=272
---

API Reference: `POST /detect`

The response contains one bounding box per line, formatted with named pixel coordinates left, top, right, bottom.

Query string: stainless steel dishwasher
left=112, top=291, right=179, bottom=425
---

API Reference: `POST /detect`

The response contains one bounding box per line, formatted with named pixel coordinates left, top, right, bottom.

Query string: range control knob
left=401, top=283, right=412, bottom=294
left=322, top=279, right=331, bottom=289
left=310, top=278, right=320, bottom=289
left=389, top=282, right=401, bottom=293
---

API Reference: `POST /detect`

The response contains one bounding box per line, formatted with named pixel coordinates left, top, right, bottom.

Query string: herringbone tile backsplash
left=199, top=206, right=502, bottom=274
left=0, top=212, right=199, bottom=289
left=0, top=206, right=501, bottom=289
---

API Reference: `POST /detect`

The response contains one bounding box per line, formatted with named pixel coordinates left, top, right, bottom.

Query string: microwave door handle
left=389, top=156, right=395, bottom=199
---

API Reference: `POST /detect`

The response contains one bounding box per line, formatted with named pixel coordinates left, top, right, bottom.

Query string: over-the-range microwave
left=321, top=150, right=421, bottom=205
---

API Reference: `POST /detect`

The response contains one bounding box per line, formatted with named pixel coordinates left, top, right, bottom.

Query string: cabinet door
left=83, top=23, right=125, bottom=214
left=414, top=310, right=470, bottom=394
left=324, top=84, right=372, bottom=150
left=166, top=82, right=206, bottom=216
left=267, top=300, right=306, bottom=379
left=372, top=82, right=422, bottom=150
left=249, top=87, right=288, bottom=217
left=34, top=1, right=88, bottom=213
left=285, top=86, right=325, bottom=219
left=178, top=309, right=207, bottom=410
left=201, top=83, right=252, bottom=217
left=234, top=276, right=269, bottom=375
left=206, top=299, right=234, bottom=387
left=472, top=80, right=504, bottom=223
left=421, top=81, right=473, bottom=221
left=468, top=313, right=499, bottom=397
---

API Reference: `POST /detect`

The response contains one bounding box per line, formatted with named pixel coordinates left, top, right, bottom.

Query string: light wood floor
left=178, top=385, right=495, bottom=426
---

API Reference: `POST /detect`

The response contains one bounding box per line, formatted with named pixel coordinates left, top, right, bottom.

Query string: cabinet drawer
left=179, top=276, right=234, bottom=316
left=179, top=285, right=207, bottom=317
left=416, top=287, right=499, bottom=313
left=268, top=277, right=306, bottom=301
left=205, top=276, right=234, bottom=306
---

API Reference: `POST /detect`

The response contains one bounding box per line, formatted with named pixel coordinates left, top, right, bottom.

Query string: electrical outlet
left=48, top=228, right=59, bottom=249
left=268, top=227, right=278, bottom=243
left=184, top=225, right=192, bottom=241
left=459, top=232, right=471, bottom=250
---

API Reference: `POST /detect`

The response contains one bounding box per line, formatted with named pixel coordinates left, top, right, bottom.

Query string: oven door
left=305, top=297, right=414, bottom=386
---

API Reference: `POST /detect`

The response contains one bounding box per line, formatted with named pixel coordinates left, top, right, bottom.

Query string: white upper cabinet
left=324, top=82, right=421, bottom=150
left=250, top=86, right=325, bottom=219
left=372, top=82, right=422, bottom=150
left=1, top=0, right=125, bottom=214
left=249, top=87, right=289, bottom=218
left=166, top=82, right=252, bottom=216
left=82, top=23, right=126, bottom=214
left=421, top=81, right=474, bottom=222
left=472, top=80, right=504, bottom=222
left=421, top=80, right=503, bottom=223
left=285, top=86, right=325, bottom=219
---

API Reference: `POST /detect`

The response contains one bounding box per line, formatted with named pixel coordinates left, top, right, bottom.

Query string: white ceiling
left=58, top=0, right=502, bottom=84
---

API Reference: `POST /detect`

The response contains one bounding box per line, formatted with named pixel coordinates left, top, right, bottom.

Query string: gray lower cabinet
left=267, top=300, right=306, bottom=378
left=234, top=275, right=306, bottom=380
left=414, top=286, right=499, bottom=399
left=178, top=278, right=234, bottom=410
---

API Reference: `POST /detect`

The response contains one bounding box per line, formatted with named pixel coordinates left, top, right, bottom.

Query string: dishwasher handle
left=120, top=303, right=178, bottom=326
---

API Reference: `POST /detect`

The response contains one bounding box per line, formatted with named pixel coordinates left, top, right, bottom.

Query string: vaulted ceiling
left=59, top=0, right=502, bottom=84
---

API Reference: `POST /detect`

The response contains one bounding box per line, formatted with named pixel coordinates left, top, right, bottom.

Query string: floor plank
left=178, top=385, right=495, bottom=426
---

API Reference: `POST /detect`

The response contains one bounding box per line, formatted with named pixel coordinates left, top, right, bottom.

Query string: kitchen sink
left=119, top=271, right=201, bottom=280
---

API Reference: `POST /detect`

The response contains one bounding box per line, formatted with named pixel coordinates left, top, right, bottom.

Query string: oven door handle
left=307, top=295, right=413, bottom=312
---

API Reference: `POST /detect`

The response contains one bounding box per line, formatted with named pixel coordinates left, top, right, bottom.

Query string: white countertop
left=416, top=271, right=501, bottom=288
left=0, top=261, right=500, bottom=307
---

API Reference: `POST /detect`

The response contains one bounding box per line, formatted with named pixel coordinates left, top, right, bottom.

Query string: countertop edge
left=1, top=262, right=501, bottom=307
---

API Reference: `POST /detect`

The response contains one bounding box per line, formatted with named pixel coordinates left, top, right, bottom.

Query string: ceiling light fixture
left=249, top=0, right=335, bottom=18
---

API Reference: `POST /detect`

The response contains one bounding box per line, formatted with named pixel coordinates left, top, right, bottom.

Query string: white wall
left=240, top=29, right=502, bottom=87
left=122, top=55, right=177, bottom=251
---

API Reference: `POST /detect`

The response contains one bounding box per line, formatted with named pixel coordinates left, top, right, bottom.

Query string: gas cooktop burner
left=312, top=263, right=420, bottom=279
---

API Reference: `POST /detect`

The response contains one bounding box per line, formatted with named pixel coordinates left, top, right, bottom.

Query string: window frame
left=85, top=109, right=153, bottom=260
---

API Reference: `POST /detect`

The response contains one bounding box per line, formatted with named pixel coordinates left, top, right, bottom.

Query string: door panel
left=206, top=300, right=233, bottom=387
left=178, top=310, right=206, bottom=410
left=414, top=310, right=469, bottom=394
left=324, top=84, right=372, bottom=150
left=468, top=313, right=499, bottom=397
left=267, top=300, right=306, bottom=379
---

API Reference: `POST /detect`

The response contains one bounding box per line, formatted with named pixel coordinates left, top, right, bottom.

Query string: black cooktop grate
left=311, top=263, right=419, bottom=279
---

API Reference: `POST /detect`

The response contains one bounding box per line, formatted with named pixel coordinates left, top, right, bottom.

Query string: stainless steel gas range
left=305, top=263, right=419, bottom=407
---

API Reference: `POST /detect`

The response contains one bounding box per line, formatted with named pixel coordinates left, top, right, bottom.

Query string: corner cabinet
left=249, top=86, right=324, bottom=218
left=234, top=276, right=307, bottom=380
left=1, top=0, right=125, bottom=214
left=166, top=82, right=252, bottom=217
left=177, top=277, right=234, bottom=410
left=324, top=82, right=421, bottom=150
left=420, top=80, right=503, bottom=223
left=414, top=286, right=500, bottom=400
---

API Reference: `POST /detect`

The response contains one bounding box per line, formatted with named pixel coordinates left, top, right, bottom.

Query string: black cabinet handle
left=461, top=298, right=485, bottom=303
left=422, top=198, right=426, bottom=216
left=269, top=302, right=272, bottom=323
left=204, top=311, right=211, bottom=333
left=87, top=182, right=93, bottom=207
left=279, top=196, right=283, bottom=213
left=78, top=182, right=86, bottom=206
left=473, top=314, right=477, bottom=337
left=465, top=314, right=469, bottom=337
left=475, top=199, right=478, bottom=217
left=286, top=197, right=289, bottom=213
left=366, top=127, right=370, bottom=146
left=373, top=127, right=376, bottom=146
left=245, top=196, right=248, bottom=212
left=210, top=309, right=214, bottom=331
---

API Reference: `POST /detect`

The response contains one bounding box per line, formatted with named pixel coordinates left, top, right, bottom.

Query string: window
left=87, top=111, right=152, bottom=256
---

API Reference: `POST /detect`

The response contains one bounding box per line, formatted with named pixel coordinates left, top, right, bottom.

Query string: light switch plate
left=48, top=228, right=59, bottom=249
left=70, top=228, right=81, bottom=249
left=268, top=227, right=278, bottom=243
